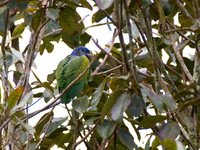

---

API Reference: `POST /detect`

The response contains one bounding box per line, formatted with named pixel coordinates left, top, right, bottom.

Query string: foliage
left=0, top=0, right=200, bottom=149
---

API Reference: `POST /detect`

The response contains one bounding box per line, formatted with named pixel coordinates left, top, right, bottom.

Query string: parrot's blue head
left=71, top=46, right=91, bottom=57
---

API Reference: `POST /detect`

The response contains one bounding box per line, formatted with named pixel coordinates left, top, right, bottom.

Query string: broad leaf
left=96, top=0, right=114, bottom=10
left=13, top=91, right=33, bottom=111
left=7, top=87, right=24, bottom=111
left=35, top=111, right=54, bottom=139
left=126, top=94, right=145, bottom=118
left=45, top=117, right=67, bottom=136
left=58, top=7, right=84, bottom=48
left=100, top=90, right=122, bottom=122
left=0, top=6, right=7, bottom=33
left=162, top=139, right=177, bottom=150
left=110, top=75, right=129, bottom=91
left=80, top=0, right=93, bottom=10
left=17, top=117, right=36, bottom=135
left=141, top=85, right=163, bottom=112
left=117, top=127, right=138, bottom=150
left=12, top=24, right=25, bottom=38
left=31, top=9, right=45, bottom=31
left=140, top=115, right=168, bottom=129
left=111, top=91, right=131, bottom=121
left=46, top=8, right=59, bottom=20
left=97, top=119, right=116, bottom=139
left=90, top=78, right=107, bottom=109
left=159, top=121, right=180, bottom=139
left=72, top=96, right=89, bottom=114
left=11, top=48, right=25, bottom=64
left=159, top=93, right=177, bottom=111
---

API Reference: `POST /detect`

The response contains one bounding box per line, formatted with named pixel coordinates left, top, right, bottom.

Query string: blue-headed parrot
left=56, top=46, right=91, bottom=104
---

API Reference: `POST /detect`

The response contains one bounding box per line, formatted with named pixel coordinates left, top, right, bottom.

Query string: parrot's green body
left=56, top=46, right=91, bottom=104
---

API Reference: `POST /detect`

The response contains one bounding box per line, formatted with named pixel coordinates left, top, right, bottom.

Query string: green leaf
left=80, top=0, right=93, bottom=10
left=145, top=135, right=153, bottom=150
left=140, top=115, right=168, bottom=129
left=44, top=20, right=61, bottom=35
left=46, top=8, right=59, bottom=20
left=117, top=127, right=138, bottom=150
left=7, top=87, right=24, bottom=111
left=80, top=32, right=91, bottom=46
left=126, top=94, right=145, bottom=118
left=35, top=112, right=54, bottom=139
left=27, top=143, right=37, bottom=150
left=92, top=6, right=113, bottom=23
left=141, top=84, right=163, bottom=111
left=62, top=33, right=79, bottom=48
left=85, top=116, right=99, bottom=126
left=7, top=0, right=28, bottom=10
left=111, top=91, right=131, bottom=121
left=152, top=136, right=160, bottom=149
left=130, top=20, right=140, bottom=39
left=159, top=121, right=180, bottom=139
left=100, top=90, right=121, bottom=122
left=12, top=24, right=25, bottom=38
left=43, top=89, right=53, bottom=102
left=176, top=140, right=185, bottom=150
left=31, top=9, right=44, bottom=31
left=72, top=96, right=89, bottom=114
left=162, top=139, right=177, bottom=150
left=97, top=119, right=116, bottom=139
left=90, top=78, right=107, bottom=109
left=54, top=131, right=73, bottom=148
left=0, top=6, right=7, bottom=33
left=110, top=75, right=129, bottom=91
left=45, top=42, right=54, bottom=53
left=96, top=0, right=114, bottom=10
left=45, top=117, right=67, bottom=136
left=47, top=70, right=56, bottom=84
left=159, top=94, right=177, bottom=111
left=12, top=91, right=33, bottom=111
left=22, top=122, right=36, bottom=135
left=0, top=53, right=13, bottom=67
left=58, top=7, right=84, bottom=48
left=17, top=117, right=35, bottom=135
left=11, top=48, right=25, bottom=63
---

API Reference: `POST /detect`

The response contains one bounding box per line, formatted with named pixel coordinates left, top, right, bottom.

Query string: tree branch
left=170, top=35, right=193, bottom=81
left=1, top=8, right=10, bottom=100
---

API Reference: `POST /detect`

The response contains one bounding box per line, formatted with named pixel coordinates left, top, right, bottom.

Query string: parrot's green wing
left=56, top=55, right=90, bottom=103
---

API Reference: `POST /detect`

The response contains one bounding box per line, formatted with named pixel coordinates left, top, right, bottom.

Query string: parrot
left=55, top=46, right=91, bottom=104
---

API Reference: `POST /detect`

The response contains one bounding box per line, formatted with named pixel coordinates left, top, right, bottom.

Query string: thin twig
left=93, top=58, right=153, bottom=78
left=170, top=35, right=193, bottom=81
left=92, top=30, right=121, bottom=75
left=117, top=0, right=130, bottom=73
left=43, top=29, right=62, bottom=38
left=65, top=105, right=91, bottom=149
left=175, top=0, right=197, bottom=24
left=92, top=36, right=122, bottom=65
left=72, top=119, right=100, bottom=148
left=173, top=112, right=196, bottom=150
left=123, top=0, right=139, bottom=86
left=0, top=0, right=12, bottom=7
